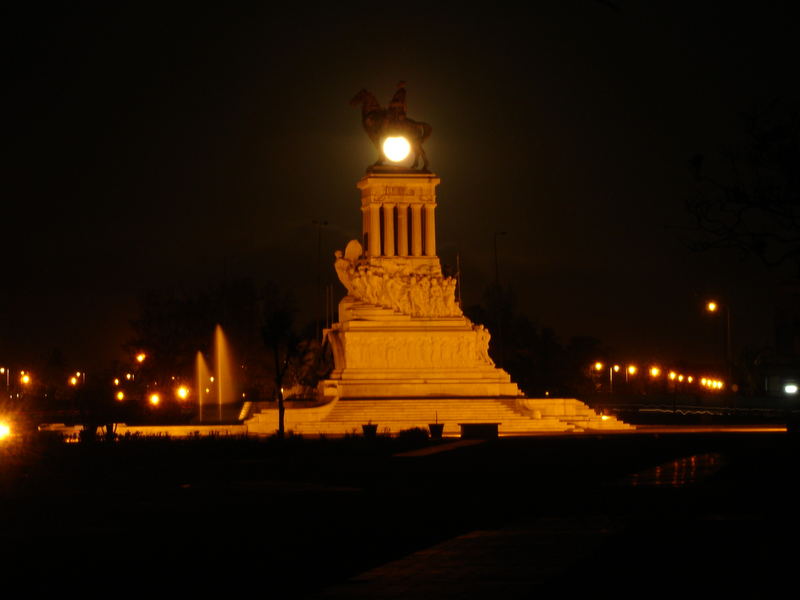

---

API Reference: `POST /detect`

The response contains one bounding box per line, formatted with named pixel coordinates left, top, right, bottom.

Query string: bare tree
left=686, top=102, right=799, bottom=278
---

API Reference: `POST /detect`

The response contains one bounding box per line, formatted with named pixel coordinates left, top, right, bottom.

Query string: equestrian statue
left=350, top=82, right=433, bottom=171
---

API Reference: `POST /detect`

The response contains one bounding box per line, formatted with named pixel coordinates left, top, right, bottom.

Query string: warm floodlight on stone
left=382, top=136, right=411, bottom=162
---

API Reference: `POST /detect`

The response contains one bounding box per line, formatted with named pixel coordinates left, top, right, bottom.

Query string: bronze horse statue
left=350, top=89, right=432, bottom=170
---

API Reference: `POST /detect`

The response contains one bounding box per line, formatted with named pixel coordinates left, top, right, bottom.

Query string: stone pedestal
left=321, top=299, right=521, bottom=400
left=320, top=171, right=522, bottom=402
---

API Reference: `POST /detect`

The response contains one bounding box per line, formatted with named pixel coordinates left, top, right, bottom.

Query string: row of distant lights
left=593, top=362, right=724, bottom=390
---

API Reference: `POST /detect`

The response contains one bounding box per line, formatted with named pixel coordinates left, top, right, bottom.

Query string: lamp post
left=493, top=231, right=507, bottom=368
left=609, top=364, right=620, bottom=394
left=705, top=300, right=732, bottom=381
left=313, top=219, right=328, bottom=341
left=493, top=231, right=507, bottom=287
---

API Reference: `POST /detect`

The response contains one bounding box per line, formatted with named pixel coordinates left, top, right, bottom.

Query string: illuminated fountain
left=195, top=351, right=211, bottom=423
left=195, top=325, right=238, bottom=423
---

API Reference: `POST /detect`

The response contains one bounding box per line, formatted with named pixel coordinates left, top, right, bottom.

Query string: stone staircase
left=245, top=396, right=632, bottom=436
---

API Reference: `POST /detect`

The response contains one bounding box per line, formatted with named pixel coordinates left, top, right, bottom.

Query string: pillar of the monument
left=397, top=203, right=409, bottom=256
left=411, top=203, right=423, bottom=257
left=424, top=203, right=437, bottom=257
left=368, top=203, right=381, bottom=257
left=383, top=203, right=395, bottom=257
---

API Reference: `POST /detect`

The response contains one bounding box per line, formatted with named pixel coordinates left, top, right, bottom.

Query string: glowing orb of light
left=784, top=384, right=798, bottom=395
left=0, top=422, right=11, bottom=440
left=176, top=386, right=189, bottom=400
left=383, top=136, right=411, bottom=162
left=149, top=393, right=160, bottom=406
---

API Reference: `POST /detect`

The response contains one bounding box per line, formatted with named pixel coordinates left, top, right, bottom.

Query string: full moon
left=383, top=136, right=411, bottom=162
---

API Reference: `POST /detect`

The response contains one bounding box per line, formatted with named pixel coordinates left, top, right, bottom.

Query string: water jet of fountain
left=195, top=351, right=210, bottom=423
left=195, top=326, right=238, bottom=424
left=213, top=324, right=237, bottom=423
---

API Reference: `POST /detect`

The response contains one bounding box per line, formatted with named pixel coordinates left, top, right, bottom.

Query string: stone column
left=369, top=203, right=381, bottom=257
left=397, top=203, right=409, bottom=256
left=411, top=203, right=422, bottom=257
left=383, top=203, right=395, bottom=257
left=424, top=203, right=436, bottom=257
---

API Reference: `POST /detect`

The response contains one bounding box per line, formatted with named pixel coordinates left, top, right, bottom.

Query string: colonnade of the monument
left=362, top=202, right=436, bottom=258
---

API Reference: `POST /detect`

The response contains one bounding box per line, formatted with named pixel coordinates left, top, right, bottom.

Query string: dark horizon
left=4, top=3, right=798, bottom=374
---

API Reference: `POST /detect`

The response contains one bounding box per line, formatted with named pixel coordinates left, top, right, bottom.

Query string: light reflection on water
left=626, top=453, right=725, bottom=487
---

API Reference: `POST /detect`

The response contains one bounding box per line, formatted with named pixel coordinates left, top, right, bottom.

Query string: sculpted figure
left=431, top=277, right=448, bottom=316
left=351, top=267, right=367, bottom=300
left=475, top=325, right=495, bottom=366
left=418, top=277, right=432, bottom=316
left=397, top=276, right=413, bottom=314
left=364, top=269, right=382, bottom=304
left=334, top=250, right=355, bottom=295
left=385, top=274, right=404, bottom=312
left=350, top=84, right=433, bottom=170
left=444, top=278, right=460, bottom=316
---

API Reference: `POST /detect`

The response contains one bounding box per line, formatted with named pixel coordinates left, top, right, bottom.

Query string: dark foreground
left=1, top=428, right=798, bottom=596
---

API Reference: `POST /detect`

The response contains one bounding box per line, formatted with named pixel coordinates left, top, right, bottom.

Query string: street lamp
left=493, top=231, right=508, bottom=367
left=493, top=231, right=507, bottom=287
left=705, top=299, right=732, bottom=380
left=609, top=364, right=620, bottom=393
left=313, top=218, right=328, bottom=341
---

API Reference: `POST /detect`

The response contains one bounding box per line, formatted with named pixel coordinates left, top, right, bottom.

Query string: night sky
left=4, top=2, right=798, bottom=372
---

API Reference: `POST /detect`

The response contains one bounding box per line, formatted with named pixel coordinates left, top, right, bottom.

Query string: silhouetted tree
left=465, top=286, right=602, bottom=397
left=261, top=284, right=300, bottom=438
left=687, top=102, right=799, bottom=278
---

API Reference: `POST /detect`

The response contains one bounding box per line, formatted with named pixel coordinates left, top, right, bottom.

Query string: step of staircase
left=244, top=396, right=638, bottom=436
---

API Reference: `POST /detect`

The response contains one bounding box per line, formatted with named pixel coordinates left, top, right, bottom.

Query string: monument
left=246, top=85, right=631, bottom=436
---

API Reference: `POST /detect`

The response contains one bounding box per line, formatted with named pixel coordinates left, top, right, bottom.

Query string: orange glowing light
left=149, top=393, right=160, bottom=406
left=116, top=390, right=125, bottom=401
left=0, top=422, right=11, bottom=440
left=613, top=364, right=620, bottom=372
left=69, top=376, right=78, bottom=386
left=627, top=365, right=637, bottom=375
left=20, top=374, right=31, bottom=385
left=593, top=362, right=604, bottom=371
left=176, top=386, right=189, bottom=400
left=687, top=376, right=694, bottom=383
left=136, top=353, right=146, bottom=363
left=649, top=367, right=661, bottom=377
left=668, top=371, right=677, bottom=381
left=113, top=378, right=120, bottom=386
left=706, top=301, right=718, bottom=312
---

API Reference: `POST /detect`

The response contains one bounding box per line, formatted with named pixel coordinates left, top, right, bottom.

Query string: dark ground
left=1, top=428, right=798, bottom=596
